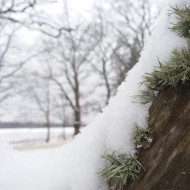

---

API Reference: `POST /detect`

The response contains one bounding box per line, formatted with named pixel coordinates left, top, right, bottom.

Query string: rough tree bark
left=125, top=83, right=190, bottom=190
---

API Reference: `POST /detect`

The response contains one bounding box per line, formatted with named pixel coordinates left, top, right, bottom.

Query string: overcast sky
left=44, top=0, right=95, bottom=14
left=67, top=0, right=95, bottom=11
left=0, top=0, right=164, bottom=123
left=0, top=0, right=96, bottom=123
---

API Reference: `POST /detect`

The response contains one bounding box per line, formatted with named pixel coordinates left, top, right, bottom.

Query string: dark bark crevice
left=125, top=83, right=190, bottom=190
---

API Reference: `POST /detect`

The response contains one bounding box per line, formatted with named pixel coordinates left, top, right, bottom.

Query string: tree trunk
left=74, top=73, right=81, bottom=136
left=62, top=123, right=66, bottom=140
left=46, top=121, right=50, bottom=143
left=125, top=83, right=190, bottom=190
left=74, top=110, right=80, bottom=136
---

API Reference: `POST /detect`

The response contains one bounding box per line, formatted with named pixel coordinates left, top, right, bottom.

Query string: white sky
left=67, top=0, right=95, bottom=11
left=0, top=0, right=96, bottom=123
left=44, top=0, right=95, bottom=14
left=0, top=0, right=163, bottom=123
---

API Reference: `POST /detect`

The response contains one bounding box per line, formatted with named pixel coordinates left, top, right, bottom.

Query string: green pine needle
left=100, top=152, right=144, bottom=190
left=170, top=6, right=190, bottom=38
left=143, top=48, right=190, bottom=90
left=134, top=126, right=152, bottom=144
left=134, top=88, right=157, bottom=104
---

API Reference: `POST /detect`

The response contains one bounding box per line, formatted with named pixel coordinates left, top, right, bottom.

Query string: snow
left=0, top=145, right=63, bottom=190
left=0, top=128, right=74, bottom=190
left=57, top=0, right=187, bottom=189
left=0, top=0, right=189, bottom=189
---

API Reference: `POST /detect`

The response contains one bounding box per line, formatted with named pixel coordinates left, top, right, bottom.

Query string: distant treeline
left=0, top=122, right=80, bottom=129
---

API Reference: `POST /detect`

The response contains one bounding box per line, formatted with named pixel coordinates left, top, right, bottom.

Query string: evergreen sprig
left=137, top=6, right=190, bottom=105
left=100, top=152, right=144, bottom=190
left=134, top=126, right=152, bottom=144
left=170, top=6, right=190, bottom=38
left=135, top=88, right=157, bottom=104
left=143, top=48, right=190, bottom=90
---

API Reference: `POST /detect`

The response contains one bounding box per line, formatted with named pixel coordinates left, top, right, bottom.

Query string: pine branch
left=170, top=6, right=190, bottom=38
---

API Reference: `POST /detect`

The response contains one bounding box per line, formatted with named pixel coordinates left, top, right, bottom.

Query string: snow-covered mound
left=55, top=0, right=189, bottom=190
left=56, top=1, right=188, bottom=190
left=0, top=0, right=189, bottom=190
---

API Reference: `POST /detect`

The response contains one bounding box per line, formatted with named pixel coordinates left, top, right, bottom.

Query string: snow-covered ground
left=0, top=128, right=74, bottom=190
left=0, top=127, right=74, bottom=144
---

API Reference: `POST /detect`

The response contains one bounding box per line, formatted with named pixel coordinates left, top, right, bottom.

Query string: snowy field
left=0, top=128, right=74, bottom=190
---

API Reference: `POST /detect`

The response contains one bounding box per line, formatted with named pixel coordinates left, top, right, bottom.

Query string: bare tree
left=0, top=29, right=39, bottom=105
left=54, top=98, right=69, bottom=140
left=0, top=0, right=72, bottom=37
left=7, top=0, right=159, bottom=130
left=0, top=0, right=61, bottom=109
left=89, top=8, right=113, bottom=106
left=0, top=0, right=76, bottom=123
left=25, top=72, right=56, bottom=143
left=41, top=18, right=101, bottom=135
left=92, top=42, right=114, bottom=106
left=92, top=0, right=159, bottom=92
left=109, top=0, right=158, bottom=85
